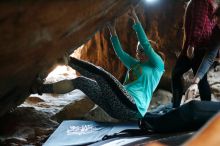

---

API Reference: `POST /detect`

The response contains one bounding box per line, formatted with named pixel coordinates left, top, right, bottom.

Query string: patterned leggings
left=44, top=57, right=141, bottom=121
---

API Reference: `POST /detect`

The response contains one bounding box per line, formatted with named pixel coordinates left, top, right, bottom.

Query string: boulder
left=0, top=0, right=140, bottom=117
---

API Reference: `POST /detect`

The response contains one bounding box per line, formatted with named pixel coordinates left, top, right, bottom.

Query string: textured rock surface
left=80, top=0, right=187, bottom=89
left=0, top=107, right=58, bottom=145
left=0, top=0, right=140, bottom=117
left=1, top=1, right=220, bottom=145
left=53, top=97, right=95, bottom=123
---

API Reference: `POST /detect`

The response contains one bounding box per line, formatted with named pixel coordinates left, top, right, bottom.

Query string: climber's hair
left=136, top=41, right=166, bottom=62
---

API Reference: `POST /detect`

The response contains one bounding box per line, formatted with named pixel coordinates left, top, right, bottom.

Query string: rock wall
left=80, top=0, right=187, bottom=89
left=0, top=0, right=140, bottom=117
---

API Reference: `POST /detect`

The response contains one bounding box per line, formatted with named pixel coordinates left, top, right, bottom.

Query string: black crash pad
left=141, top=101, right=220, bottom=132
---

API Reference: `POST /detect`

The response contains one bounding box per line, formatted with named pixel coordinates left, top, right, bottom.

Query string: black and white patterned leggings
left=44, top=57, right=141, bottom=121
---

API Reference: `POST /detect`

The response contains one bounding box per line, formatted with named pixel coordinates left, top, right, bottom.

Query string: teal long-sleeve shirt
left=110, top=22, right=165, bottom=117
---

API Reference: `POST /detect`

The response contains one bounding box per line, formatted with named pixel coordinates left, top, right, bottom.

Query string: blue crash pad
left=43, top=120, right=139, bottom=146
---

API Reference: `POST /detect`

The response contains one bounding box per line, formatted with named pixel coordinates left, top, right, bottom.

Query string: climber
left=107, top=7, right=165, bottom=118
left=31, top=7, right=165, bottom=121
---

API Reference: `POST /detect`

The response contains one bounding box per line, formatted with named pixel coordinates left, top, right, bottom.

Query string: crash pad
left=43, top=120, right=139, bottom=146
left=141, top=101, right=220, bottom=132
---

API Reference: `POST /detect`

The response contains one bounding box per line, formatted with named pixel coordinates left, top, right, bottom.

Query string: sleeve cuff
left=196, top=73, right=203, bottom=81
left=132, top=22, right=141, bottom=31
left=110, top=35, right=119, bottom=43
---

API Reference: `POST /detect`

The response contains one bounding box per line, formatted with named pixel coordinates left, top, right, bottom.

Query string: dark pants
left=171, top=50, right=211, bottom=108
left=42, top=57, right=141, bottom=120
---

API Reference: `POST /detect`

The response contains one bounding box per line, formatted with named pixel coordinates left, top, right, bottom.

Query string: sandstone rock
left=25, top=96, right=45, bottom=104
left=0, top=107, right=58, bottom=145
left=1, top=137, right=28, bottom=145
left=149, top=89, right=172, bottom=110
left=80, top=0, right=186, bottom=90
left=53, top=97, right=95, bottom=123
left=0, top=0, right=140, bottom=117
left=83, top=106, right=120, bottom=123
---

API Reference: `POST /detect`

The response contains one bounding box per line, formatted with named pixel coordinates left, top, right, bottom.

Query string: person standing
left=171, top=0, right=217, bottom=107
left=185, top=6, right=220, bottom=99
